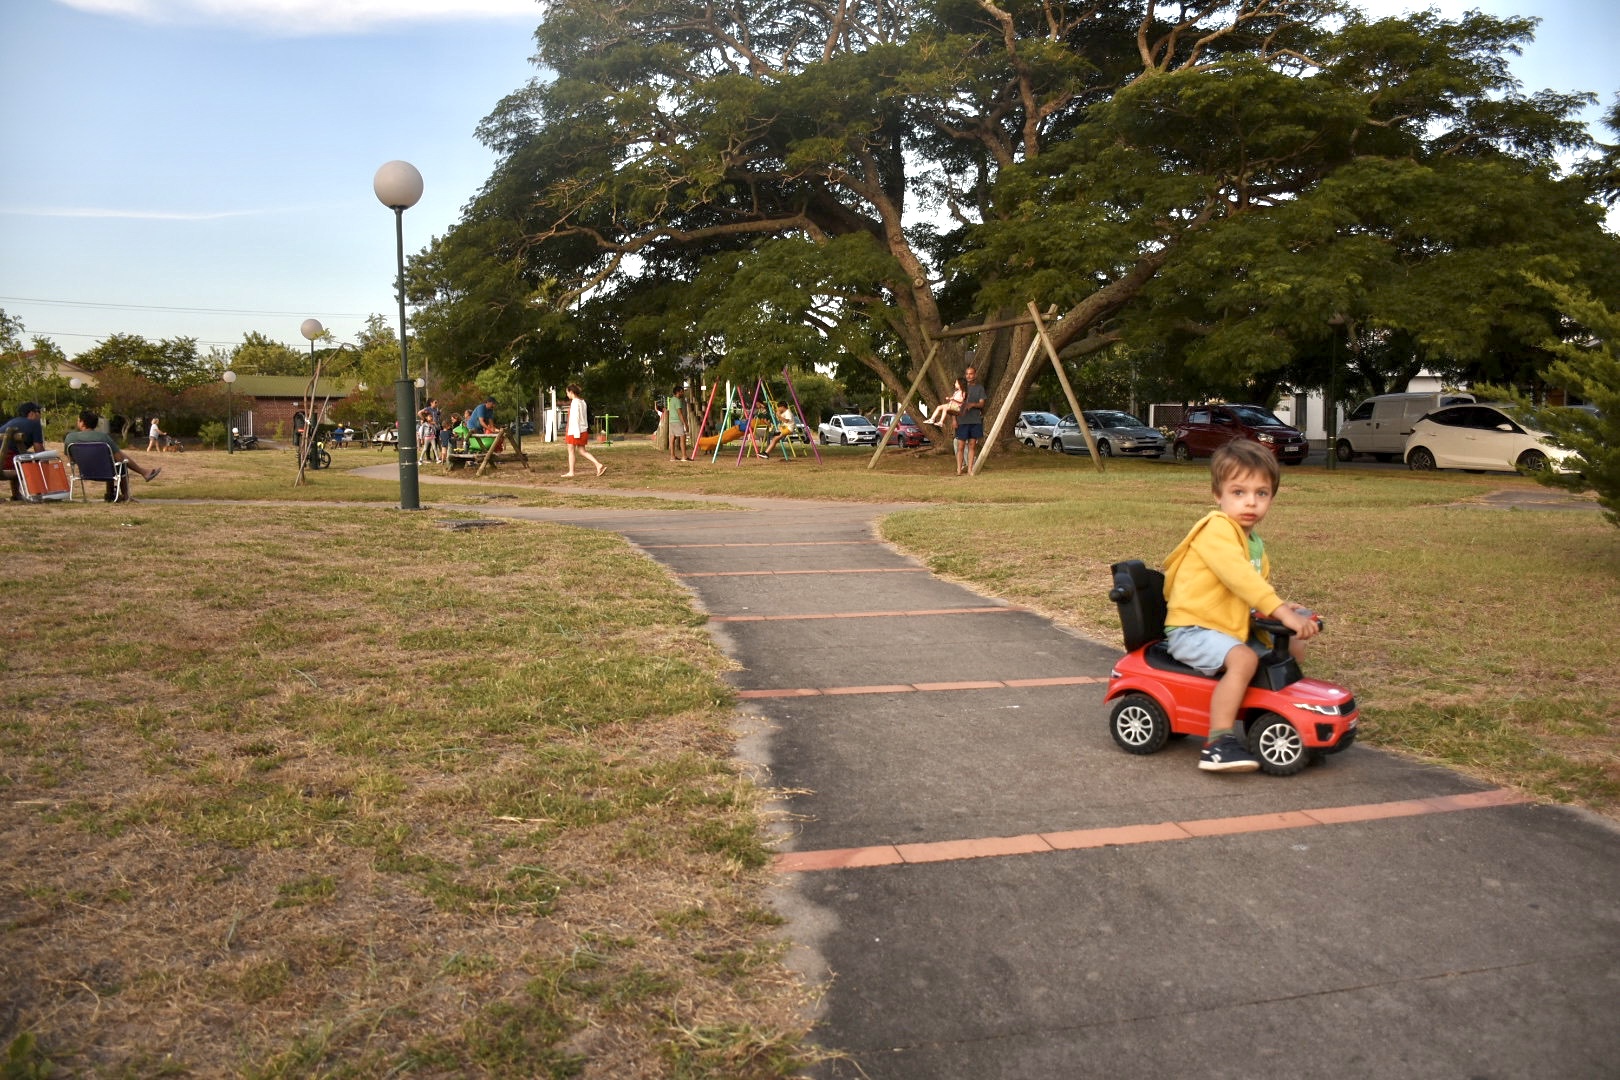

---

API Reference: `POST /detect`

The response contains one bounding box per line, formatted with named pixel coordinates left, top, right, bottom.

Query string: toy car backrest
left=1108, top=560, right=1167, bottom=652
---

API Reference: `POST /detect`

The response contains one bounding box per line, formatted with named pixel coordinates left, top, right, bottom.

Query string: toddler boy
left=1163, top=439, right=1319, bottom=772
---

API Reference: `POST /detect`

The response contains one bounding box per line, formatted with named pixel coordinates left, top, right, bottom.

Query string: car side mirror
left=1496, top=423, right=1514, bottom=432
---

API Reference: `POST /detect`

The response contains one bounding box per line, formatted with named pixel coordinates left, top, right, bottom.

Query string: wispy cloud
left=3, top=206, right=270, bottom=221
left=55, top=0, right=540, bottom=34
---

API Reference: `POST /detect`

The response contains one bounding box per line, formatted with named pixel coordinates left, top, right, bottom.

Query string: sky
left=1, top=0, right=1616, bottom=361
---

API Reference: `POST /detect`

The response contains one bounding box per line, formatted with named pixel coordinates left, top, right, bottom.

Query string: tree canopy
left=412, top=0, right=1619, bottom=427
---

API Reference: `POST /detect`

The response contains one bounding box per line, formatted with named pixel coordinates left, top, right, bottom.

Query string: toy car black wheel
left=1248, top=712, right=1309, bottom=775
left=1110, top=694, right=1171, bottom=755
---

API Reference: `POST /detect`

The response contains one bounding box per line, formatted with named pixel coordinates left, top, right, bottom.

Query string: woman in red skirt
left=562, top=384, right=606, bottom=477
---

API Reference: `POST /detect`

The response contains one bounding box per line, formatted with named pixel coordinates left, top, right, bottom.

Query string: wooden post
left=869, top=340, right=941, bottom=468
left=1029, top=301, right=1104, bottom=471
left=970, top=325, right=1047, bottom=475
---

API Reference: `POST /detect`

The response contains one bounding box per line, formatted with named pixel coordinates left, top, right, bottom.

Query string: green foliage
left=1482, top=278, right=1620, bottom=526
left=77, top=332, right=207, bottom=389
left=412, top=0, right=1620, bottom=439
left=197, top=421, right=227, bottom=450
left=228, top=332, right=308, bottom=377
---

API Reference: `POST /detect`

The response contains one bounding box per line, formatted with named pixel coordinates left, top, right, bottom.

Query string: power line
left=0, top=295, right=372, bottom=318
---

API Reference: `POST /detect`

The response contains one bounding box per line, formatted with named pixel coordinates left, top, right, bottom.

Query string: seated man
left=2, top=401, right=46, bottom=501
left=63, top=410, right=161, bottom=501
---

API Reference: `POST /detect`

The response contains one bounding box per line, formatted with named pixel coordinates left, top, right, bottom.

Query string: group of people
left=3, top=402, right=162, bottom=502
left=412, top=396, right=501, bottom=463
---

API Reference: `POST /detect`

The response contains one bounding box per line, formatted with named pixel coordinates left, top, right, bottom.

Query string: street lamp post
left=223, top=370, right=238, bottom=453
left=374, top=160, right=424, bottom=510
left=1326, top=314, right=1346, bottom=473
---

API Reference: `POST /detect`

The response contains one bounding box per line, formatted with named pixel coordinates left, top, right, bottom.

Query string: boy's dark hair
left=1210, top=438, right=1280, bottom=493
left=79, top=410, right=101, bottom=429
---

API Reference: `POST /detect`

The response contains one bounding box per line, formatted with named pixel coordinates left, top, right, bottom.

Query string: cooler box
left=14, top=450, right=72, bottom=502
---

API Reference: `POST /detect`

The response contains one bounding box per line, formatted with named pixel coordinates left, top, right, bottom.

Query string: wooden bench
left=445, top=432, right=530, bottom=475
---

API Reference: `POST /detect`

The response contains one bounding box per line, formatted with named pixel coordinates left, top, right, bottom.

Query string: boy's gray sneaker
left=1199, top=734, right=1260, bottom=773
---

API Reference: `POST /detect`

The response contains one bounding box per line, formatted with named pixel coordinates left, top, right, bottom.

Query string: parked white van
left=1336, top=391, right=1475, bottom=461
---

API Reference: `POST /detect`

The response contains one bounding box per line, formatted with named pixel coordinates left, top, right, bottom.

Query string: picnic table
left=445, top=430, right=530, bottom=475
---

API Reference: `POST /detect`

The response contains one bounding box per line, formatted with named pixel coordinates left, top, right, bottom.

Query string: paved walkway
left=389, top=470, right=1620, bottom=1078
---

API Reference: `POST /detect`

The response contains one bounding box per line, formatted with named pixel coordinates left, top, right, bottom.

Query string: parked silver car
left=818, top=414, right=881, bottom=446
left=1014, top=411, right=1061, bottom=448
left=1050, top=411, right=1165, bottom=457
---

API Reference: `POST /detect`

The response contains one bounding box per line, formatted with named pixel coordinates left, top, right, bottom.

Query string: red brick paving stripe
left=678, top=567, right=929, bottom=578
left=771, top=788, right=1532, bottom=873
left=735, top=688, right=824, bottom=700
left=711, top=606, right=1018, bottom=623
left=1002, top=675, right=1108, bottom=688
left=822, top=684, right=919, bottom=696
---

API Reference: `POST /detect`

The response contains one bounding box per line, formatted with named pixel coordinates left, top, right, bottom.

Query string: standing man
left=955, top=364, right=987, bottom=476
left=2, top=401, right=46, bottom=501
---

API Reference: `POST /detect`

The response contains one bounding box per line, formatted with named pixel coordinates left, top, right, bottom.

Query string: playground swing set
left=685, top=369, right=823, bottom=466
left=866, top=300, right=1106, bottom=474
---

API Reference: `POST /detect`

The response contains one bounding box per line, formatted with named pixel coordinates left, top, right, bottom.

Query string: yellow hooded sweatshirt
left=1163, top=510, right=1284, bottom=641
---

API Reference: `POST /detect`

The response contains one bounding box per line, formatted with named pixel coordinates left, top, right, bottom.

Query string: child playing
left=921, top=379, right=965, bottom=425
left=1163, top=439, right=1319, bottom=772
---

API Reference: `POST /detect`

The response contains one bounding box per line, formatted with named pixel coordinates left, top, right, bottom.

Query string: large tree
left=414, top=0, right=1618, bottom=433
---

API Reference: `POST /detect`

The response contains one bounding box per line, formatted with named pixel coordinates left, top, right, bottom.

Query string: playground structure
left=868, top=301, right=1104, bottom=474
left=687, top=370, right=821, bottom=465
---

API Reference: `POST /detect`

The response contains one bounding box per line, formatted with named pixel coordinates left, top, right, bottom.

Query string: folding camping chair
left=65, top=440, right=129, bottom=503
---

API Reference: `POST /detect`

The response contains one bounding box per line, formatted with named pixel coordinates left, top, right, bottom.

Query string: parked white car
left=1338, top=391, right=1475, bottom=462
left=1404, top=403, right=1578, bottom=473
left=1014, top=411, right=1061, bottom=448
left=819, top=414, right=881, bottom=445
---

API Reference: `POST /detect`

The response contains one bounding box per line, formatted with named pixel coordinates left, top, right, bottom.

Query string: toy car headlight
left=1293, top=702, right=1344, bottom=716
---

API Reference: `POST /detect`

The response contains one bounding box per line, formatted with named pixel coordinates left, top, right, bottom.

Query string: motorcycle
left=231, top=429, right=258, bottom=451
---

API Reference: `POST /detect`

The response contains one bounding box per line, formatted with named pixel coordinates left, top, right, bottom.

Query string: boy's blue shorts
left=1165, top=626, right=1268, bottom=677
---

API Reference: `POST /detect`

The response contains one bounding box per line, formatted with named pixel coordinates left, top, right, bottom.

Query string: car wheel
left=1023, top=437, right=1035, bottom=447
left=1406, top=446, right=1436, bottom=471
left=1516, top=449, right=1549, bottom=473
left=1335, top=439, right=1354, bottom=462
left=1109, top=694, right=1171, bottom=755
left=1172, top=441, right=1193, bottom=462
left=1048, top=438, right=1063, bottom=453
left=1248, top=712, right=1309, bottom=776
left=840, top=433, right=849, bottom=445
left=1097, top=439, right=1112, bottom=457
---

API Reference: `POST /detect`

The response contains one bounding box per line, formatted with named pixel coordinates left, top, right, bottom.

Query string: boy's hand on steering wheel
left=1277, top=604, right=1321, bottom=640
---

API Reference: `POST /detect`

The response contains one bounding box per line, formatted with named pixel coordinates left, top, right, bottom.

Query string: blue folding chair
left=65, top=440, right=128, bottom=503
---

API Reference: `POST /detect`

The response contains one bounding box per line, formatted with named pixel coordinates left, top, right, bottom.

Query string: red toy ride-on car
left=1103, top=560, right=1359, bottom=776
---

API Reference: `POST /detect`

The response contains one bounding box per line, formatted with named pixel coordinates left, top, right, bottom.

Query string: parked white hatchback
left=1404, top=403, right=1578, bottom=473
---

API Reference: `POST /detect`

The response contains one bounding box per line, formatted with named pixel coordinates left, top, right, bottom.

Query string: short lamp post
left=223, top=370, right=238, bottom=453
left=374, top=159, right=424, bottom=510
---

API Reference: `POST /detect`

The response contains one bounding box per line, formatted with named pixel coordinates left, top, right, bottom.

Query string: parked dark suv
left=1171, top=404, right=1308, bottom=465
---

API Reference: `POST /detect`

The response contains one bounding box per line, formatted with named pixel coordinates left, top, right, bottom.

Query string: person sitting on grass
left=63, top=410, right=161, bottom=501
left=1162, top=438, right=1319, bottom=772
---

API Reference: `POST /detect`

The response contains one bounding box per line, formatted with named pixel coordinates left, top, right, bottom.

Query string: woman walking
left=562, top=384, right=606, bottom=477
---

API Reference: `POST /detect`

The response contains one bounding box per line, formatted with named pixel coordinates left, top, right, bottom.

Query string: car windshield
left=1088, top=411, right=1146, bottom=428
left=841, top=416, right=876, bottom=428
left=1231, top=406, right=1288, bottom=427
left=1023, top=413, right=1059, bottom=425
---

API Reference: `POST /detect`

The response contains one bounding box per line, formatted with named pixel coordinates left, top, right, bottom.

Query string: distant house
left=225, top=375, right=359, bottom=439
